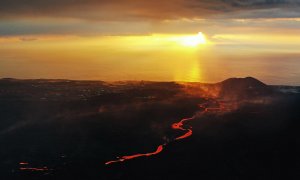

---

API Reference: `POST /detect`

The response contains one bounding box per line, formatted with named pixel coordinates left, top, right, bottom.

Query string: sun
left=181, top=32, right=207, bottom=47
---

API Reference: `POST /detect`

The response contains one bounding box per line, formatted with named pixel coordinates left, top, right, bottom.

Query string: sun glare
left=181, top=32, right=207, bottom=47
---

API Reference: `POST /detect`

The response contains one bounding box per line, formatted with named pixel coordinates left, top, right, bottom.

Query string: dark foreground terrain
left=0, top=77, right=300, bottom=179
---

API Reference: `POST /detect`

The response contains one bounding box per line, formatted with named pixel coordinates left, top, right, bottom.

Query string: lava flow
left=19, top=162, right=50, bottom=172
left=105, top=99, right=229, bottom=165
left=105, top=145, right=164, bottom=165
left=19, top=167, right=49, bottom=171
left=172, top=117, right=194, bottom=140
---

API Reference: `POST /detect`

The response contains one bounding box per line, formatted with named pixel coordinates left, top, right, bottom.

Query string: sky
left=1, top=0, right=300, bottom=85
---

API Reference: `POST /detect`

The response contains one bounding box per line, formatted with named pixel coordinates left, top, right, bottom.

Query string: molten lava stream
left=20, top=167, right=49, bottom=171
left=105, top=99, right=226, bottom=165
left=171, top=117, right=195, bottom=140
left=105, top=145, right=164, bottom=165
left=19, top=162, right=49, bottom=172
left=105, top=116, right=197, bottom=165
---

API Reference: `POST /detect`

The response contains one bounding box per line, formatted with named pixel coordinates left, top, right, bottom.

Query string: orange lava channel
left=105, top=99, right=228, bottom=165
left=172, top=117, right=194, bottom=140
left=19, top=162, right=49, bottom=172
left=20, top=167, right=49, bottom=171
left=105, top=145, right=163, bottom=165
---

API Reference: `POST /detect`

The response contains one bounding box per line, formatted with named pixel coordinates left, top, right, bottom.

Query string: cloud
left=0, top=0, right=300, bottom=21
left=1, top=0, right=300, bottom=36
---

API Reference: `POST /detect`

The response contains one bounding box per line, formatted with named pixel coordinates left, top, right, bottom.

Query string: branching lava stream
left=105, top=99, right=229, bottom=165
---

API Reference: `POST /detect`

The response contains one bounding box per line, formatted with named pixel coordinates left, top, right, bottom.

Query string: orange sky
left=1, top=1, right=300, bottom=85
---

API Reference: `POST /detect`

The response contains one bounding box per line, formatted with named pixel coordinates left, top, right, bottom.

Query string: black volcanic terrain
left=0, top=77, right=300, bottom=180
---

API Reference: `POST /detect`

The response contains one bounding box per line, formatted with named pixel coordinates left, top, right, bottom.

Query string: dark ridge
left=0, top=78, right=17, bottom=81
left=217, top=77, right=272, bottom=99
left=219, top=77, right=267, bottom=87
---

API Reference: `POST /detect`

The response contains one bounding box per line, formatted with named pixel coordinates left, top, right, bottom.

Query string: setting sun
left=181, top=32, right=207, bottom=47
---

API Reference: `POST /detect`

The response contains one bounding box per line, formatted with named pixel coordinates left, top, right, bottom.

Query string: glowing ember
left=19, top=162, right=29, bottom=165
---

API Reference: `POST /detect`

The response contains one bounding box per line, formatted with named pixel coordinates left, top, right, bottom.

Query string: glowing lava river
left=105, top=99, right=229, bottom=165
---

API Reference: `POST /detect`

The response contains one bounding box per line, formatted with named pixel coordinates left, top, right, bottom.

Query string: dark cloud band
left=0, top=0, right=300, bottom=20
